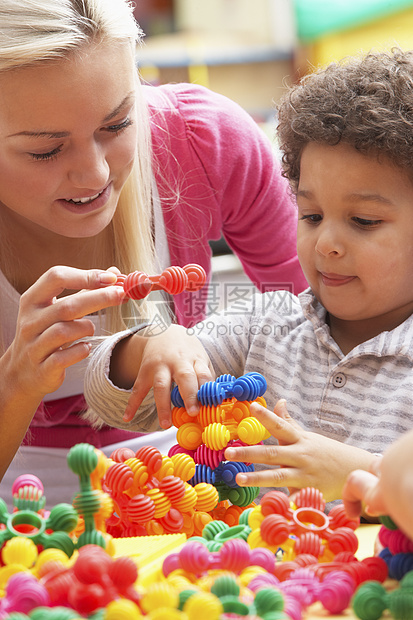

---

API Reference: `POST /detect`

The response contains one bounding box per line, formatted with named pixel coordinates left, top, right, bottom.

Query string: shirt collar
left=298, top=288, right=413, bottom=360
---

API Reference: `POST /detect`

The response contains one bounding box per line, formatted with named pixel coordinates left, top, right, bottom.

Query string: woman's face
left=0, top=40, right=139, bottom=239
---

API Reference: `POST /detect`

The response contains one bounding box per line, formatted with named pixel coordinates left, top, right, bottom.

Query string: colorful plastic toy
left=352, top=570, right=413, bottom=620
left=67, top=443, right=113, bottom=550
left=377, top=514, right=413, bottom=577
left=247, top=488, right=361, bottom=562
left=169, top=372, right=270, bottom=509
left=38, top=543, right=141, bottom=615
left=99, top=444, right=221, bottom=538
left=115, top=263, right=206, bottom=299
left=11, top=475, right=46, bottom=514
left=0, top=497, right=78, bottom=558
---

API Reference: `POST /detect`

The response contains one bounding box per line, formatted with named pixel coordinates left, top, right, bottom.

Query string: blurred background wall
left=134, top=0, right=413, bottom=122
left=133, top=0, right=413, bottom=284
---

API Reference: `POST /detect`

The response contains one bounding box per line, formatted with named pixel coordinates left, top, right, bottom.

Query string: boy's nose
left=315, top=226, right=345, bottom=256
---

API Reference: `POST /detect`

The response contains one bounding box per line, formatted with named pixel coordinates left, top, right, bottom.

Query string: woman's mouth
left=58, top=184, right=111, bottom=213
left=66, top=190, right=104, bottom=205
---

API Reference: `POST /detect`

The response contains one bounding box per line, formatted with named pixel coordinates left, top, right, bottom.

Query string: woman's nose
left=67, top=143, right=110, bottom=189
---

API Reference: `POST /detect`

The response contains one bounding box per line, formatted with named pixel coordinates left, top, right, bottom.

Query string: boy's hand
left=342, top=466, right=386, bottom=519
left=123, top=325, right=214, bottom=428
left=224, top=399, right=376, bottom=502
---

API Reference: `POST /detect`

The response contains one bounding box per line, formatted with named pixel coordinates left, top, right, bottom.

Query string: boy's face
left=296, top=142, right=413, bottom=333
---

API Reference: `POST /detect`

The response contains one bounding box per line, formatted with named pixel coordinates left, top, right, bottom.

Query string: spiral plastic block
left=126, top=494, right=156, bottom=524
left=197, top=403, right=228, bottom=427
left=260, top=490, right=292, bottom=518
left=155, top=456, right=175, bottom=480
left=141, top=581, right=180, bottom=613
left=117, top=263, right=206, bottom=300
left=260, top=514, right=291, bottom=546
left=236, top=416, right=269, bottom=444
left=170, top=453, right=196, bottom=482
left=193, top=444, right=224, bottom=470
left=192, top=372, right=267, bottom=407
left=193, top=483, right=219, bottom=512
left=145, top=489, right=171, bottom=520
left=294, top=487, right=326, bottom=512
left=135, top=446, right=163, bottom=476
left=158, top=476, right=186, bottom=504
left=189, top=464, right=216, bottom=486
left=202, top=423, right=230, bottom=451
left=352, top=581, right=388, bottom=620
left=197, top=382, right=227, bottom=407
left=216, top=462, right=254, bottom=488
left=183, top=590, right=223, bottom=620
left=159, top=508, right=184, bottom=534
left=171, top=406, right=194, bottom=427
left=176, top=422, right=203, bottom=451
left=244, top=487, right=361, bottom=562
left=110, top=447, right=136, bottom=463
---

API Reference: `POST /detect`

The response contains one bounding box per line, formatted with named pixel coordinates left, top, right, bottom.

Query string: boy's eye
left=299, top=213, right=322, bottom=223
left=105, top=118, right=133, bottom=133
left=353, top=217, right=382, bottom=227
left=30, top=146, right=62, bottom=161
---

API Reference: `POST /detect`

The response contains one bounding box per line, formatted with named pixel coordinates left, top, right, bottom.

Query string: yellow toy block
left=112, top=533, right=186, bottom=588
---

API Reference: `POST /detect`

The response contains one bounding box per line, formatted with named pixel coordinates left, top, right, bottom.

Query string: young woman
left=0, top=0, right=305, bottom=505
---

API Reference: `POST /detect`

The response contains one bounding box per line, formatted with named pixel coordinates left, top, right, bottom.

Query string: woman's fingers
left=25, top=266, right=118, bottom=303
left=10, top=266, right=126, bottom=400
left=33, top=317, right=96, bottom=362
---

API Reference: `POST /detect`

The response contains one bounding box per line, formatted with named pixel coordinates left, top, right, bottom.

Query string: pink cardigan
left=26, top=83, right=307, bottom=448
left=145, top=83, right=306, bottom=326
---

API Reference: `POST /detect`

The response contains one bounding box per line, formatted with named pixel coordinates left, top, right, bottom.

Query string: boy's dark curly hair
left=277, top=48, right=413, bottom=193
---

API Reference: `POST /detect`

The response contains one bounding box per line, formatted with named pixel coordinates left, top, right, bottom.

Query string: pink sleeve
left=166, top=84, right=307, bottom=294
left=145, top=83, right=307, bottom=325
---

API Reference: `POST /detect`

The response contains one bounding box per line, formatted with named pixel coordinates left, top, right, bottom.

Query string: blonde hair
left=0, top=0, right=158, bottom=344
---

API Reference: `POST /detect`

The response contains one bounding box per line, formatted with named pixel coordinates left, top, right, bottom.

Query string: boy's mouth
left=320, top=272, right=356, bottom=287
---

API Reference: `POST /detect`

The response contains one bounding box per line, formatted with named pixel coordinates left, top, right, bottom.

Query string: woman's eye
left=353, top=217, right=382, bottom=227
left=29, top=146, right=62, bottom=161
left=105, top=118, right=133, bottom=134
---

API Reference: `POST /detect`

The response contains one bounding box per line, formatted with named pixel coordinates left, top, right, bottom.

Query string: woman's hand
left=224, top=399, right=376, bottom=502
left=121, top=325, right=214, bottom=429
left=2, top=265, right=125, bottom=403
left=0, top=265, right=125, bottom=480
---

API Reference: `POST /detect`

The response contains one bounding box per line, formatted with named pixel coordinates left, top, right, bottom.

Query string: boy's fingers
left=225, top=443, right=291, bottom=466
left=235, top=466, right=291, bottom=488
left=369, top=456, right=383, bottom=477
left=273, top=399, right=302, bottom=430
left=153, top=368, right=174, bottom=429
left=173, top=367, right=202, bottom=416
left=193, top=359, right=214, bottom=386
left=250, top=402, right=300, bottom=443
left=343, top=470, right=383, bottom=517
left=123, top=377, right=152, bottom=422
